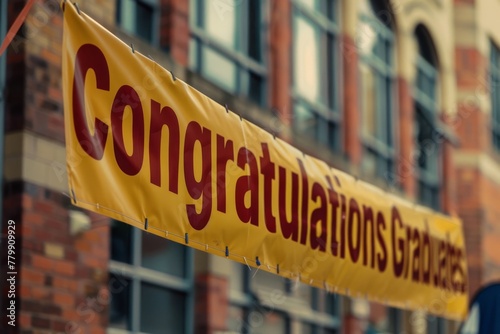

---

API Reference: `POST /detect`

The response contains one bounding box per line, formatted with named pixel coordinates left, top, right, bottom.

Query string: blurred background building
left=1, top=0, right=500, bottom=333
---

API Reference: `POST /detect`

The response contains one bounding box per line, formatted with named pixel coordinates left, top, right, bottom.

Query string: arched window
left=358, top=0, right=396, bottom=180
left=414, top=25, right=441, bottom=210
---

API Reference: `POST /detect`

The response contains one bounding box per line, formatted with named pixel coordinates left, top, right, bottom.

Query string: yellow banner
left=62, top=2, right=468, bottom=319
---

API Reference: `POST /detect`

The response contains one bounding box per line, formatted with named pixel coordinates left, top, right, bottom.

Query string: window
left=108, top=220, right=193, bottom=333
left=228, top=264, right=341, bottom=333
left=189, top=0, right=267, bottom=106
left=292, top=0, right=340, bottom=151
left=414, top=25, right=441, bottom=210
left=427, top=316, right=447, bottom=334
left=387, top=307, right=402, bottom=333
left=116, top=0, right=159, bottom=44
left=358, top=0, right=395, bottom=180
left=490, top=41, right=500, bottom=150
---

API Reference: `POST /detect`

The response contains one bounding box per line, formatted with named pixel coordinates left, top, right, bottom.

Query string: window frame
left=291, top=0, right=342, bottom=152
left=228, top=266, right=341, bottom=333
left=414, top=53, right=441, bottom=211
left=490, top=40, right=500, bottom=150
left=189, top=0, right=268, bottom=106
left=116, top=0, right=160, bottom=46
left=427, top=315, right=448, bottom=334
left=358, top=8, right=397, bottom=181
left=108, top=223, right=194, bottom=334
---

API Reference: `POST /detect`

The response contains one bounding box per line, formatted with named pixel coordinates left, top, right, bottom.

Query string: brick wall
left=454, top=39, right=500, bottom=299
left=160, top=0, right=189, bottom=66
left=1, top=182, right=110, bottom=333
left=195, top=274, right=229, bottom=334
left=1, top=0, right=112, bottom=332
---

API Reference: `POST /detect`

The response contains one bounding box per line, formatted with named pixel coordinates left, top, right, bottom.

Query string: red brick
left=53, top=260, right=76, bottom=276
left=31, top=286, right=50, bottom=300
left=40, top=49, right=61, bottom=66
left=396, top=77, right=415, bottom=196
left=31, top=254, right=53, bottom=271
left=269, top=0, right=292, bottom=129
left=82, top=255, right=105, bottom=268
left=20, top=283, right=31, bottom=297
left=22, top=223, right=35, bottom=238
left=160, top=0, right=190, bottom=66
left=19, top=312, right=31, bottom=327
left=21, top=267, right=45, bottom=285
left=51, top=276, right=78, bottom=293
left=455, top=48, right=487, bottom=89
left=195, top=274, right=229, bottom=333
left=23, top=212, right=44, bottom=225
left=88, top=327, right=106, bottom=334
left=22, top=194, right=33, bottom=210
left=53, top=291, right=75, bottom=306
left=32, top=315, right=51, bottom=329
left=33, top=200, right=55, bottom=214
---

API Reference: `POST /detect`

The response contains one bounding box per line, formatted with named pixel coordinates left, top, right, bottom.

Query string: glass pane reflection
left=110, top=220, right=133, bottom=264
left=108, top=275, right=131, bottom=330
left=141, top=232, right=186, bottom=277
left=140, top=283, right=186, bottom=333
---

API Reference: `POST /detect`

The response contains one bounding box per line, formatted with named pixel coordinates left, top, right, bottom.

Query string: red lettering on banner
left=149, top=100, right=180, bottom=192
left=310, top=182, right=327, bottom=252
left=411, top=229, right=421, bottom=283
left=298, top=159, right=309, bottom=245
left=362, top=205, right=375, bottom=268
left=421, top=222, right=431, bottom=284
left=72, top=44, right=110, bottom=159
left=235, top=148, right=259, bottom=226
left=111, top=85, right=144, bottom=175
left=347, top=199, right=362, bottom=263
left=278, top=167, right=299, bottom=242
left=376, top=212, right=387, bottom=272
left=339, top=194, right=347, bottom=259
left=392, top=207, right=405, bottom=278
left=184, top=121, right=212, bottom=230
left=260, top=143, right=277, bottom=233
left=326, top=177, right=340, bottom=256
left=216, top=135, right=235, bottom=213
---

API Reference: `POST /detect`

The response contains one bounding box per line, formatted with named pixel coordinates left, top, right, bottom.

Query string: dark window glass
left=141, top=232, right=186, bottom=277
left=427, top=315, right=447, bottom=334
left=248, top=2, right=262, bottom=62
left=387, top=307, right=401, bottom=333
left=136, top=1, right=154, bottom=42
left=108, top=275, right=132, bottom=330
left=490, top=42, right=500, bottom=150
left=140, top=283, right=186, bottom=333
left=116, top=0, right=156, bottom=44
left=414, top=26, right=440, bottom=210
left=110, top=220, right=133, bottom=264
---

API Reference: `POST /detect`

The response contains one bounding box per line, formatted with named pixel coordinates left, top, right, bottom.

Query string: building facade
left=1, top=0, right=500, bottom=333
